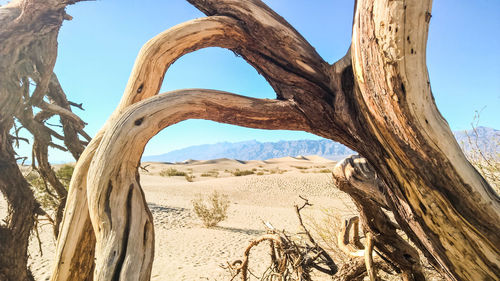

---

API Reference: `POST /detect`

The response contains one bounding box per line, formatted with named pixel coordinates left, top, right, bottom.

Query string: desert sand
left=1, top=155, right=358, bottom=281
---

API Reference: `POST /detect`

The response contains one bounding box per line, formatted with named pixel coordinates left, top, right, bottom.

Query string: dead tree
left=0, top=0, right=88, bottom=280
left=51, top=1, right=499, bottom=281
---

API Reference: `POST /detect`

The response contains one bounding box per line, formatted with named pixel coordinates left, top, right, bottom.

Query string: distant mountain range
left=142, top=127, right=499, bottom=162
left=453, top=126, right=499, bottom=154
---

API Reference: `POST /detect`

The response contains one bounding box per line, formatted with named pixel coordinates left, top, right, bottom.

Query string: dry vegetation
left=191, top=190, right=230, bottom=228
left=201, top=170, right=219, bottom=178
left=232, top=169, right=255, bottom=177
left=224, top=200, right=337, bottom=281
left=462, top=119, right=500, bottom=193
left=160, top=168, right=196, bottom=182
left=25, top=164, right=74, bottom=222
left=160, top=168, right=188, bottom=177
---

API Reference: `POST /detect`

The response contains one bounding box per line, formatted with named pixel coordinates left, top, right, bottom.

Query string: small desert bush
left=467, top=147, right=499, bottom=194
left=291, top=165, right=309, bottom=170
left=56, top=165, right=74, bottom=187
left=191, top=191, right=230, bottom=227
left=306, top=207, right=351, bottom=261
left=184, top=174, right=195, bottom=182
left=232, top=169, right=254, bottom=176
left=256, top=171, right=265, bottom=175
left=201, top=170, right=219, bottom=177
left=269, top=167, right=286, bottom=174
left=315, top=169, right=331, bottom=173
left=160, top=168, right=186, bottom=177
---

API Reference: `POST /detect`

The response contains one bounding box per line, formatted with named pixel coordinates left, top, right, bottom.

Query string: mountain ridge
left=142, top=127, right=499, bottom=162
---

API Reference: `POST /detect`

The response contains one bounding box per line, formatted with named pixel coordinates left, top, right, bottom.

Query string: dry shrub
left=184, top=174, right=195, bottom=182
left=462, top=117, right=500, bottom=194
left=306, top=207, right=350, bottom=262
left=315, top=169, right=331, bottom=173
left=160, top=168, right=186, bottom=177
left=269, top=167, right=286, bottom=174
left=201, top=170, right=219, bottom=177
left=191, top=191, right=229, bottom=227
left=25, top=164, right=74, bottom=212
left=232, top=169, right=254, bottom=176
left=224, top=199, right=338, bottom=281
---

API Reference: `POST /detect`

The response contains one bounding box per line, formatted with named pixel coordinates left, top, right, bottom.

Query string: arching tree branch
left=87, top=89, right=311, bottom=280
left=52, top=12, right=338, bottom=280
left=52, top=1, right=500, bottom=280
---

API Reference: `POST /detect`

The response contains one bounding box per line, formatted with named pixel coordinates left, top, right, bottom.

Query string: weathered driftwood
left=87, top=89, right=310, bottom=280
left=364, top=232, right=378, bottom=281
left=336, top=217, right=401, bottom=281
left=52, top=0, right=499, bottom=280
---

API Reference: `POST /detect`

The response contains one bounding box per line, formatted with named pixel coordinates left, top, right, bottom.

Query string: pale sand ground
left=1, top=156, right=358, bottom=280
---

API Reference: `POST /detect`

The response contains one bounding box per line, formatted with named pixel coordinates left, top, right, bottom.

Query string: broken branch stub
left=333, top=155, right=426, bottom=281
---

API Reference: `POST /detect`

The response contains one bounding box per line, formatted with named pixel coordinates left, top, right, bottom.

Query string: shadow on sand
left=148, top=203, right=189, bottom=214
left=214, top=226, right=264, bottom=236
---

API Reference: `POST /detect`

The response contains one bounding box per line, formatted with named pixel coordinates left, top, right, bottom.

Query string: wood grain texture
left=87, top=89, right=310, bottom=280
left=351, top=1, right=500, bottom=279
left=52, top=8, right=327, bottom=280
left=333, top=156, right=425, bottom=281
left=52, top=1, right=500, bottom=280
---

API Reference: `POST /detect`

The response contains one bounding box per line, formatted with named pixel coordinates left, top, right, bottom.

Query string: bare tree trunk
left=0, top=121, right=37, bottom=281
left=51, top=140, right=98, bottom=281
left=52, top=1, right=499, bottom=280
left=348, top=1, right=500, bottom=279
left=0, top=0, right=87, bottom=279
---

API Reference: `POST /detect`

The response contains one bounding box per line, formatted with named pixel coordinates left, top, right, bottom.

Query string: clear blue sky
left=8, top=0, right=500, bottom=163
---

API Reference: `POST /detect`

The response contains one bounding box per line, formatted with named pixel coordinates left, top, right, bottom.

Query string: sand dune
left=1, top=157, right=357, bottom=281
left=195, top=158, right=247, bottom=165
left=304, top=155, right=337, bottom=162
